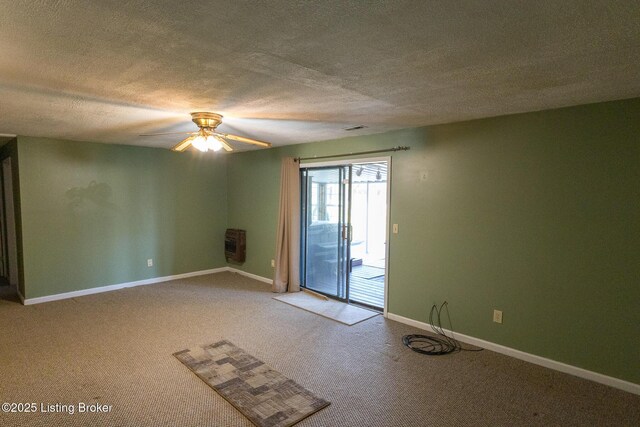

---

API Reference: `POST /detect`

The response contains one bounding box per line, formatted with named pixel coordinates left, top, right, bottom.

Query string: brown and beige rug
left=174, top=340, right=330, bottom=427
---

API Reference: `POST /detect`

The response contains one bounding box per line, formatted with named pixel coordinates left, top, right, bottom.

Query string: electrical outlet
left=392, top=224, right=399, bottom=234
left=147, top=259, right=153, bottom=267
left=493, top=309, right=503, bottom=324
left=271, top=259, right=275, bottom=268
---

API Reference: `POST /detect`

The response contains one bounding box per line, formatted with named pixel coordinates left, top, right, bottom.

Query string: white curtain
left=272, top=157, right=301, bottom=293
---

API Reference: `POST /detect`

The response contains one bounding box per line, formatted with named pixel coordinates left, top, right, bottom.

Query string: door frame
left=300, top=156, right=391, bottom=316
left=2, top=157, right=18, bottom=288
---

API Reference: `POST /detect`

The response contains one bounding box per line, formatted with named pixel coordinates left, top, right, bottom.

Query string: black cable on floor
left=402, top=301, right=483, bottom=355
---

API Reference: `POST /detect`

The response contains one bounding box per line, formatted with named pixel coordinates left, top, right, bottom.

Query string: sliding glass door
left=300, top=166, right=351, bottom=300
left=301, top=160, right=388, bottom=311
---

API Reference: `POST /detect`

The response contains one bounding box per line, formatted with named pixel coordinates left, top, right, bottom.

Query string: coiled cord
left=402, top=301, right=483, bottom=355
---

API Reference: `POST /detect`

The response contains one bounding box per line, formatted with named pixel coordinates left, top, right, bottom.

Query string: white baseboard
left=22, top=267, right=228, bottom=305
left=227, top=267, right=273, bottom=285
left=387, top=312, right=640, bottom=396
left=20, top=267, right=273, bottom=305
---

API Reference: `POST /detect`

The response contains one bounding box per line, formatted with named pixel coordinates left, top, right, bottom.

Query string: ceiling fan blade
left=140, top=131, right=196, bottom=137
left=217, top=132, right=272, bottom=148
left=214, top=135, right=234, bottom=152
left=172, top=135, right=196, bottom=152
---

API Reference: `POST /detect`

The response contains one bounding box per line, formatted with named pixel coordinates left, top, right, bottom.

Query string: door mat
left=174, top=340, right=330, bottom=427
left=273, top=292, right=379, bottom=325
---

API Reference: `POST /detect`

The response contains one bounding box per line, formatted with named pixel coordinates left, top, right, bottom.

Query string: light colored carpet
left=273, top=291, right=379, bottom=325
left=0, top=272, right=638, bottom=426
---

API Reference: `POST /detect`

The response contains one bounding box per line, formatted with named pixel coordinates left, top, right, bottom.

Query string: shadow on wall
left=66, top=181, right=118, bottom=215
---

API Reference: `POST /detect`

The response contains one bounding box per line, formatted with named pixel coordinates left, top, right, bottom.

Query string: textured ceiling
left=0, top=1, right=639, bottom=150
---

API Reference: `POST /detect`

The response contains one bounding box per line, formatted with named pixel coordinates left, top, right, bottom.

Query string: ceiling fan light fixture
left=207, top=135, right=224, bottom=152
left=192, top=134, right=209, bottom=152
left=161, top=112, right=273, bottom=152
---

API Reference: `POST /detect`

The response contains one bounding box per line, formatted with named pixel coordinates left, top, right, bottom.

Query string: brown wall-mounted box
left=225, top=229, right=246, bottom=263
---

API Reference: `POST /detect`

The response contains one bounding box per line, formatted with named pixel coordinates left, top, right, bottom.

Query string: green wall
left=17, top=137, right=228, bottom=299
left=12, top=98, right=639, bottom=384
left=227, top=98, right=640, bottom=384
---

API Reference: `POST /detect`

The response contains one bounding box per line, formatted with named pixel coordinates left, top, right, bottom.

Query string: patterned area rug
left=174, top=340, right=330, bottom=427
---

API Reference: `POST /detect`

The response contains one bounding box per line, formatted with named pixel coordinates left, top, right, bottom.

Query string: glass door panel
left=301, top=166, right=350, bottom=299
left=347, top=161, right=387, bottom=309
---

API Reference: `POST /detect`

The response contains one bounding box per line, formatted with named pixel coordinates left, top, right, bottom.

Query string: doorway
left=300, top=158, right=389, bottom=311
left=0, top=157, right=19, bottom=302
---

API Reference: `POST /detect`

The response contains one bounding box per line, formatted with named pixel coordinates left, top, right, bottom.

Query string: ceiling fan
left=141, top=112, right=272, bottom=153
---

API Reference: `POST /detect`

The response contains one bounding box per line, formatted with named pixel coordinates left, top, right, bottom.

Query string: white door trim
left=299, top=156, right=391, bottom=315
left=300, top=156, right=391, bottom=169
